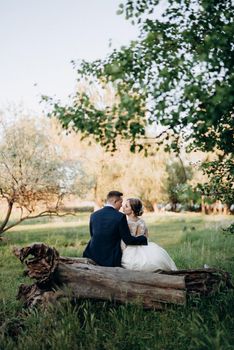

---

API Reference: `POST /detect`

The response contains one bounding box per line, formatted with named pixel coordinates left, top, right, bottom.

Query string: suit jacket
left=83, top=206, right=148, bottom=267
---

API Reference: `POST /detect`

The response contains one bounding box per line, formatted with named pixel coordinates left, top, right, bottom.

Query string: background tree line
left=0, top=106, right=231, bottom=237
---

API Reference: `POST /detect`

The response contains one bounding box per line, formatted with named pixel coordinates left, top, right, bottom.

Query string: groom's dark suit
left=83, top=206, right=147, bottom=267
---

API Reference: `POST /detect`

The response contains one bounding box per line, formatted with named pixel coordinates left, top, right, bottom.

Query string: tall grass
left=0, top=213, right=233, bottom=350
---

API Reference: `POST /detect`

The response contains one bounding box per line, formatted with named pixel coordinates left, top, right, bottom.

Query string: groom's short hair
left=107, top=191, right=123, bottom=200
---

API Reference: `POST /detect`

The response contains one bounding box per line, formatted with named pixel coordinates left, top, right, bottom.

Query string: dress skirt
left=121, top=242, right=177, bottom=272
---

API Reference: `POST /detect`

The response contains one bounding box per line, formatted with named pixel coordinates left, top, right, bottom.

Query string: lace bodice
left=128, top=218, right=148, bottom=237
left=121, top=218, right=148, bottom=251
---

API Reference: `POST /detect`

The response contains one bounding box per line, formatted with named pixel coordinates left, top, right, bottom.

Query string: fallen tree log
left=13, top=243, right=233, bottom=310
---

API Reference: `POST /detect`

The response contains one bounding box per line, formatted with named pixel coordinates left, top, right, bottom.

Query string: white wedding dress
left=121, top=218, right=177, bottom=272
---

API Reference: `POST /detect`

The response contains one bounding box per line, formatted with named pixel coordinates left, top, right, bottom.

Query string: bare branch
left=27, top=211, right=77, bottom=219
left=54, top=193, right=65, bottom=211
left=0, top=152, right=19, bottom=185
left=0, top=188, right=11, bottom=201
left=0, top=209, right=77, bottom=234
left=143, top=128, right=171, bottom=141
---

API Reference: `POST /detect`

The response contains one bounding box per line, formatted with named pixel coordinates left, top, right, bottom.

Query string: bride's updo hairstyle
left=128, top=198, right=144, bottom=216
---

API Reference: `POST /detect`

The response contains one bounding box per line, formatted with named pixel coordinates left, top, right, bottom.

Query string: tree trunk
left=152, top=202, right=159, bottom=213
left=205, top=204, right=212, bottom=215
left=223, top=204, right=229, bottom=215
left=0, top=199, right=14, bottom=236
left=13, top=243, right=233, bottom=310
left=201, top=195, right=205, bottom=214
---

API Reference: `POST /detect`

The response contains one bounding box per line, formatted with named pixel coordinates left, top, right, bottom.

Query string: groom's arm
left=119, top=215, right=148, bottom=246
left=89, top=219, right=93, bottom=237
left=89, top=215, right=94, bottom=237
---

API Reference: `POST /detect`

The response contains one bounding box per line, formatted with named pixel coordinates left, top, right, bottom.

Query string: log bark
left=13, top=243, right=233, bottom=310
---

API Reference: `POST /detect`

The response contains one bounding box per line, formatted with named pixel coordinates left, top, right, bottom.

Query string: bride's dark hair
left=128, top=198, right=143, bottom=216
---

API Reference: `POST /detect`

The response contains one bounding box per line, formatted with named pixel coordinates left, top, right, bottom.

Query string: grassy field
left=0, top=213, right=234, bottom=350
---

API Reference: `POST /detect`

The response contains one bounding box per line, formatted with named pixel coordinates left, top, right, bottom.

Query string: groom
left=83, top=190, right=148, bottom=267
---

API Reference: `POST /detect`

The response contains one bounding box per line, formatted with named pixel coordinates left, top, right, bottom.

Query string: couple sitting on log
left=14, top=190, right=232, bottom=309
left=83, top=191, right=177, bottom=272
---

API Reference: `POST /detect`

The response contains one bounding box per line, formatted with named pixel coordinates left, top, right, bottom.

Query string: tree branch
left=0, top=209, right=77, bottom=234
left=0, top=187, right=11, bottom=201
left=0, top=152, right=19, bottom=185
left=143, top=128, right=171, bottom=140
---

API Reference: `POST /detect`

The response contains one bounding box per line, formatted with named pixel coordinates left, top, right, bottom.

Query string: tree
left=122, top=149, right=169, bottom=211
left=61, top=128, right=171, bottom=210
left=48, top=0, right=234, bottom=203
left=0, top=115, right=83, bottom=236
left=82, top=146, right=126, bottom=208
left=46, top=126, right=127, bottom=209
left=164, top=160, right=195, bottom=211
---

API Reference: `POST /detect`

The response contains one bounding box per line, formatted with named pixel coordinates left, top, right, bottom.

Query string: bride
left=121, top=198, right=177, bottom=272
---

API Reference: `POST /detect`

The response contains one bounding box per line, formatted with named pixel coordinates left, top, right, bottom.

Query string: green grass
left=0, top=213, right=234, bottom=350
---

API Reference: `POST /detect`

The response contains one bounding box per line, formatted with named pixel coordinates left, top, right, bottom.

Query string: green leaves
left=47, top=0, right=234, bottom=203
left=199, top=157, right=234, bottom=205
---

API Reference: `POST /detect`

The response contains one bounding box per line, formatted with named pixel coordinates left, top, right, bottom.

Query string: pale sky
left=0, top=0, right=141, bottom=113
